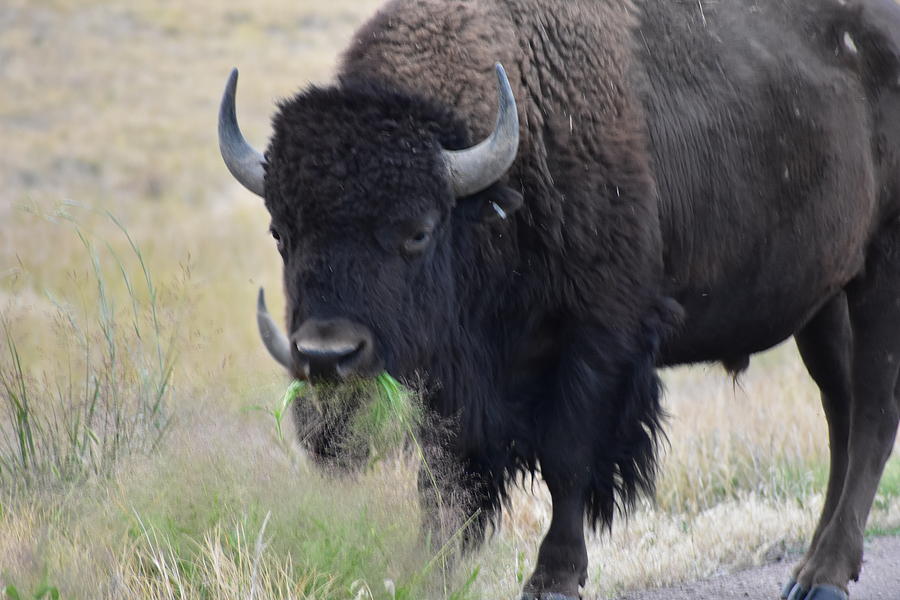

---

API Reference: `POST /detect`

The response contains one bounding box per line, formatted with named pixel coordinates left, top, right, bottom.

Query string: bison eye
left=269, top=226, right=284, bottom=252
left=403, top=228, right=432, bottom=255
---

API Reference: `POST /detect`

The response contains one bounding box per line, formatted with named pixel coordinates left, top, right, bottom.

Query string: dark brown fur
left=253, top=0, right=900, bottom=597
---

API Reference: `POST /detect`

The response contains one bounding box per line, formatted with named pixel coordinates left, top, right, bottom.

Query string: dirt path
left=614, top=536, right=900, bottom=600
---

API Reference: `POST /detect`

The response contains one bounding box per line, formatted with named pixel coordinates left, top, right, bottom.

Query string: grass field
left=2, top=1, right=899, bottom=598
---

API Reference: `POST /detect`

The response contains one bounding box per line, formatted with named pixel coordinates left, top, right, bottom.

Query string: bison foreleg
left=521, top=470, right=588, bottom=600
left=523, top=314, right=668, bottom=600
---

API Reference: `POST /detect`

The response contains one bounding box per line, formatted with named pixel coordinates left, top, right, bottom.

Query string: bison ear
left=458, top=184, right=523, bottom=223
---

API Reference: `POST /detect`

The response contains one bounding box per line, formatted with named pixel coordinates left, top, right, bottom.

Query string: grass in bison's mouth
left=274, top=372, right=424, bottom=464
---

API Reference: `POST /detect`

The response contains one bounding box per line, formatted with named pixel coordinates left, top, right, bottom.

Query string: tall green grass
left=0, top=213, right=175, bottom=493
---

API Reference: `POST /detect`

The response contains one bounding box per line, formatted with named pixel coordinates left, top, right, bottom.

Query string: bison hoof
left=806, top=585, right=848, bottom=600
left=781, top=578, right=797, bottom=599
left=786, top=583, right=848, bottom=600
left=519, top=593, right=580, bottom=600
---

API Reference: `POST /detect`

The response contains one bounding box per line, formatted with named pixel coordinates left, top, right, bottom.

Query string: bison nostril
left=295, top=340, right=360, bottom=359
left=292, top=318, right=376, bottom=380
left=295, top=341, right=362, bottom=379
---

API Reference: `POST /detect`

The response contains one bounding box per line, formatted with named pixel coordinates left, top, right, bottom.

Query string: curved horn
left=219, top=68, right=266, bottom=197
left=257, top=288, right=292, bottom=368
left=442, top=63, right=520, bottom=198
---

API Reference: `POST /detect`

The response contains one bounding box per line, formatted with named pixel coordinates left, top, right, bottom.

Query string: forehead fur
left=264, top=78, right=471, bottom=223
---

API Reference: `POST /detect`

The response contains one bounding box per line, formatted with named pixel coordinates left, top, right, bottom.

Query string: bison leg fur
left=794, top=230, right=900, bottom=594
left=786, top=294, right=853, bottom=595
left=523, top=316, right=666, bottom=599
left=521, top=469, right=587, bottom=600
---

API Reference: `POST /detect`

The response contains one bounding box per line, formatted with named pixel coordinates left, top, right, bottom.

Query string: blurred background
left=1, top=1, right=898, bottom=598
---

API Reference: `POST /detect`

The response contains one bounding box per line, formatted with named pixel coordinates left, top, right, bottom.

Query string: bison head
left=219, top=65, right=521, bottom=383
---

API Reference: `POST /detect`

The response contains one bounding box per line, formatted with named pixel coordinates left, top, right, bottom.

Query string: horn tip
left=225, top=68, right=238, bottom=94
left=257, top=287, right=266, bottom=311
left=218, top=67, right=267, bottom=197
left=493, top=63, right=514, bottom=108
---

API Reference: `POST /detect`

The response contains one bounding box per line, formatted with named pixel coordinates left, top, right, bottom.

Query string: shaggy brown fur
left=343, top=0, right=662, bottom=333
left=236, top=1, right=900, bottom=598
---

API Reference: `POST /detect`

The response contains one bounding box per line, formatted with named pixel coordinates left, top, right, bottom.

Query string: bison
left=217, top=0, right=900, bottom=598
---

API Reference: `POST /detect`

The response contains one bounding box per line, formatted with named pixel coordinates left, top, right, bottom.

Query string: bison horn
left=442, top=63, right=520, bottom=198
left=256, top=287, right=292, bottom=369
left=219, top=68, right=266, bottom=197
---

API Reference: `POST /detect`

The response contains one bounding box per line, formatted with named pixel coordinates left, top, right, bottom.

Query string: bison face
left=219, top=65, right=521, bottom=383
left=265, top=134, right=456, bottom=381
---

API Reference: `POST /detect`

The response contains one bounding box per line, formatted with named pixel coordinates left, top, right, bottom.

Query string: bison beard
left=218, top=0, right=900, bottom=599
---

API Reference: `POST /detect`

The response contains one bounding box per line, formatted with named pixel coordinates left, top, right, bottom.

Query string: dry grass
left=2, top=1, right=900, bottom=598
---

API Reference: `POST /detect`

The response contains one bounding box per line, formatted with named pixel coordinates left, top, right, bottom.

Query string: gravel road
left=614, top=536, right=900, bottom=600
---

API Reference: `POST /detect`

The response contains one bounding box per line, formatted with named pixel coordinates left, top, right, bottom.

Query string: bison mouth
left=255, top=291, right=423, bottom=469
left=284, top=368, right=423, bottom=471
left=292, top=317, right=379, bottom=381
